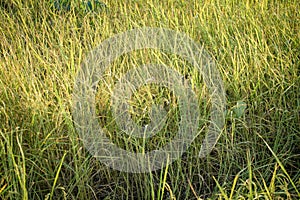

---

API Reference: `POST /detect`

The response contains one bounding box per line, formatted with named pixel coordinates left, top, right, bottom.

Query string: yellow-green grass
left=0, top=0, right=299, bottom=199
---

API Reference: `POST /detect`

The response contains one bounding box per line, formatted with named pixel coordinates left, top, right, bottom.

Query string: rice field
left=0, top=0, right=299, bottom=199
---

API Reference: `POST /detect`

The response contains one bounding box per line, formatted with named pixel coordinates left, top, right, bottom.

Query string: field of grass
left=0, top=0, right=299, bottom=199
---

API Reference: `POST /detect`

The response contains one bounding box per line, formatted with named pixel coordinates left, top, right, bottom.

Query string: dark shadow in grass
left=50, top=0, right=108, bottom=13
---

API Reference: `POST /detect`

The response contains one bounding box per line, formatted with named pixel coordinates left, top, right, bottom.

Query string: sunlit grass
left=0, top=0, right=299, bottom=199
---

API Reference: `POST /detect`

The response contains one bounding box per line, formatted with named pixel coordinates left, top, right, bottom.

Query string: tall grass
left=0, top=0, right=299, bottom=199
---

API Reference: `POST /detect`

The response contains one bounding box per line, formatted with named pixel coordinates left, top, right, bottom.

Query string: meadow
left=0, top=0, right=299, bottom=199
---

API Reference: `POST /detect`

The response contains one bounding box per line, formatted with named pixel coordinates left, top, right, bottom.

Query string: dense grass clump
left=0, top=0, right=299, bottom=199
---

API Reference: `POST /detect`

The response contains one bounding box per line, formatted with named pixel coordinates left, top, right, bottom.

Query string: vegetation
left=0, top=0, right=299, bottom=199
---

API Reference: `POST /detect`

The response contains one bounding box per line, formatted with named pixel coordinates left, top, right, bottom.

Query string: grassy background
left=0, top=0, right=299, bottom=199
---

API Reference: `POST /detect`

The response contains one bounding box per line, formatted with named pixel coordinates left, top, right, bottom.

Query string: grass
left=0, top=0, right=299, bottom=199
